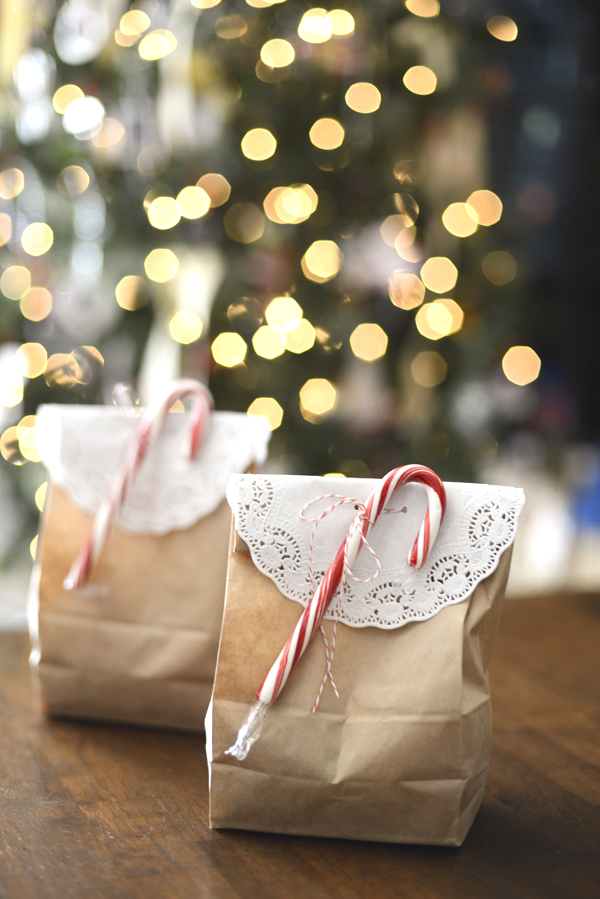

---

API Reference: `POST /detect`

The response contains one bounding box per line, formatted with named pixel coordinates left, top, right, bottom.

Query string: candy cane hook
left=225, top=464, right=446, bottom=760
left=63, top=379, right=213, bottom=591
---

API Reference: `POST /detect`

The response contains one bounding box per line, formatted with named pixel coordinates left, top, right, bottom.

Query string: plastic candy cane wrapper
left=29, top=380, right=270, bottom=731
left=206, top=468, right=524, bottom=846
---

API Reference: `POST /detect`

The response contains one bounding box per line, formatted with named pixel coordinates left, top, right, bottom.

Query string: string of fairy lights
left=0, top=0, right=540, bottom=546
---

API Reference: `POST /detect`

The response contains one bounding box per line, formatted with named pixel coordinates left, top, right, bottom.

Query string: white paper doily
left=227, top=474, right=524, bottom=630
left=36, top=404, right=270, bottom=535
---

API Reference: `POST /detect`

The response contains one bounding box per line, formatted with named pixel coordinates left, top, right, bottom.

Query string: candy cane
left=225, top=464, right=446, bottom=760
left=63, top=379, right=213, bottom=591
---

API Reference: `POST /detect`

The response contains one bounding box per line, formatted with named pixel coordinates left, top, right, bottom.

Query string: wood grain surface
left=1, top=595, right=599, bottom=899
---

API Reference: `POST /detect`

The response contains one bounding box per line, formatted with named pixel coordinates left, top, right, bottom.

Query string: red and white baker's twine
left=225, top=464, right=446, bottom=760
left=63, top=379, right=213, bottom=591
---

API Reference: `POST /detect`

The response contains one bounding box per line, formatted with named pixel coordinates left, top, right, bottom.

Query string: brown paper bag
left=29, top=400, right=270, bottom=731
left=206, top=473, right=524, bottom=845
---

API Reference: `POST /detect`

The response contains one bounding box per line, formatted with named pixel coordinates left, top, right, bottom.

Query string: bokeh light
left=241, top=128, right=277, bottom=160
left=62, top=96, right=105, bottom=137
left=139, top=30, right=177, bottom=60
left=327, top=9, right=355, bottom=34
left=299, top=378, right=337, bottom=419
left=119, top=9, right=150, bottom=35
left=345, top=82, right=381, bottom=114
left=144, top=248, right=179, bottom=283
left=18, top=416, right=40, bottom=462
left=405, top=0, right=439, bottom=17
left=44, top=353, right=78, bottom=389
left=168, top=311, right=203, bottom=344
left=92, top=117, right=125, bottom=149
left=284, top=318, right=316, bottom=353
left=0, top=370, right=24, bottom=407
left=211, top=332, right=248, bottom=367
left=415, top=301, right=462, bottom=340
left=265, top=296, right=303, bottom=333
left=442, top=202, right=478, bottom=237
left=264, top=185, right=318, bottom=224
left=223, top=203, right=266, bottom=243
left=191, top=0, right=222, bottom=7
left=487, top=15, right=518, bottom=42
left=388, top=270, right=425, bottom=310
left=20, top=287, right=52, bottom=321
left=52, top=84, right=84, bottom=114
left=350, top=323, right=388, bottom=362
left=197, top=173, right=231, bottom=207
left=298, top=9, right=332, bottom=43
left=380, top=214, right=409, bottom=247
left=434, top=299, right=464, bottom=335
left=0, top=427, right=23, bottom=464
left=1, top=266, right=31, bottom=300
left=482, top=250, right=517, bottom=285
left=176, top=185, right=211, bottom=219
left=15, top=343, right=47, bottom=378
left=0, top=168, right=25, bottom=199
left=57, top=165, right=90, bottom=196
left=502, top=346, right=540, bottom=385
left=260, top=39, right=295, bottom=67
left=0, top=213, right=11, bottom=246
left=147, top=196, right=181, bottom=229
left=247, top=397, right=283, bottom=430
left=301, top=239, right=343, bottom=282
left=410, top=351, right=447, bottom=387
left=30, top=537, right=38, bottom=560
left=215, top=15, right=248, bottom=39
left=252, top=326, right=285, bottom=359
left=420, top=256, right=458, bottom=293
left=35, top=481, right=48, bottom=512
left=21, top=223, right=53, bottom=256
left=115, top=275, right=146, bottom=310
left=403, top=66, right=437, bottom=95
left=467, top=190, right=503, bottom=226
left=309, top=118, right=345, bottom=150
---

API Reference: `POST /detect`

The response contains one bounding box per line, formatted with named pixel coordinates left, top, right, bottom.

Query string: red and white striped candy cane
left=63, top=379, right=213, bottom=591
left=225, top=464, right=446, bottom=760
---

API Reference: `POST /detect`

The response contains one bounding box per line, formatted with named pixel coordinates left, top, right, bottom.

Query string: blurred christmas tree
left=2, top=0, right=576, bottom=570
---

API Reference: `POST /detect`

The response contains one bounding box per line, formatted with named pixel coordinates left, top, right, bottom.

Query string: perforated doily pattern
left=228, top=474, right=524, bottom=630
left=37, top=405, right=270, bottom=535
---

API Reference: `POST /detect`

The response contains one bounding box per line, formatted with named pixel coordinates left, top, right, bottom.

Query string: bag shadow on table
left=206, top=473, right=524, bottom=846
left=29, top=403, right=269, bottom=732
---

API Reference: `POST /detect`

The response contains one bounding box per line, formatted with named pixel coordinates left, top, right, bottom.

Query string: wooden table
left=1, top=595, right=599, bottom=899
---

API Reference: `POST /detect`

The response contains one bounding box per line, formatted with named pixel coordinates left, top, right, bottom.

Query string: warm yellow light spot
left=405, top=0, right=439, bottom=17
left=252, top=326, right=285, bottom=359
left=299, top=378, right=337, bottom=419
left=215, top=15, right=248, bottom=38
left=223, top=203, right=266, bottom=243
left=0, top=213, right=11, bottom=246
left=57, top=165, right=90, bottom=197
left=21, top=223, right=53, bottom=256
left=301, top=240, right=343, bottom=282
left=1, top=266, right=31, bottom=300
left=168, top=311, right=203, bottom=344
left=487, top=15, right=518, bottom=42
left=411, top=351, right=447, bottom=387
left=415, top=302, right=454, bottom=340
left=115, top=275, right=144, bottom=310
left=20, top=287, right=52, bottom=321
left=35, top=481, right=48, bottom=512
left=147, top=196, right=181, bottom=230
left=52, top=84, right=84, bottom=114
left=211, top=332, right=248, bottom=367
left=467, top=189, right=503, bottom=226
left=18, top=422, right=40, bottom=462
left=144, top=249, right=179, bottom=284
left=502, top=346, right=540, bottom=385
left=403, top=66, right=437, bottom=95
left=327, top=9, right=355, bottom=34
left=298, top=9, right=332, bottom=43
left=442, top=202, right=478, bottom=238
left=0, top=168, right=25, bottom=199
left=247, top=397, right=283, bottom=430
left=177, top=186, right=211, bottom=219
left=482, top=250, right=517, bottom=285
left=380, top=215, right=409, bottom=247
left=394, top=225, right=417, bottom=255
left=345, top=82, right=381, bottom=114
left=197, top=173, right=231, bottom=207
left=284, top=318, right=316, bottom=354
left=91, top=117, right=125, bottom=149
left=388, top=271, right=425, bottom=310
left=435, top=298, right=464, bottom=335
left=266, top=296, right=303, bottom=333
left=241, top=127, right=277, bottom=161
left=139, top=29, right=177, bottom=60
left=309, top=118, right=344, bottom=150
left=0, top=427, right=23, bottom=464
left=30, top=536, right=39, bottom=560
left=263, top=187, right=289, bottom=224
left=245, top=0, right=274, bottom=7
left=420, top=256, right=458, bottom=293
left=323, top=472, right=346, bottom=478
left=261, top=38, right=295, bottom=67
left=349, top=323, right=388, bottom=362
left=115, top=29, right=138, bottom=46
left=264, top=185, right=317, bottom=225
left=119, top=9, right=151, bottom=35
left=191, top=0, right=222, bottom=7
left=0, top=365, right=23, bottom=406
left=15, top=343, right=47, bottom=378
left=44, top=354, right=78, bottom=389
